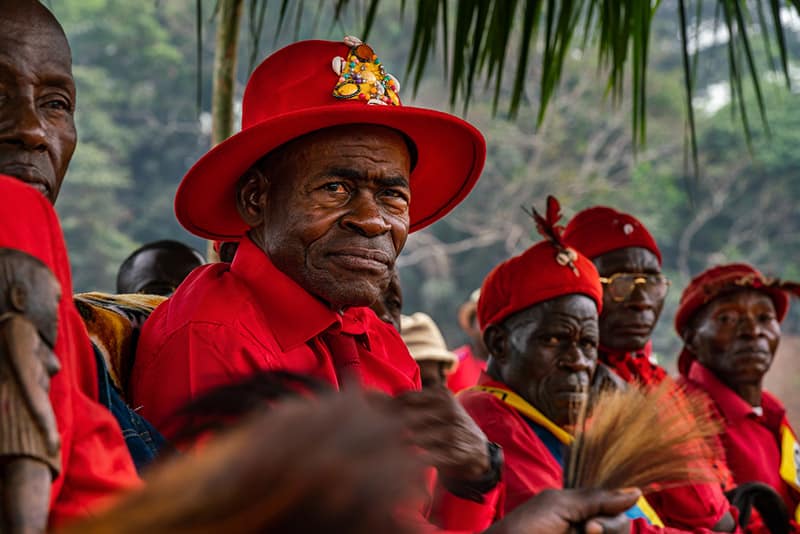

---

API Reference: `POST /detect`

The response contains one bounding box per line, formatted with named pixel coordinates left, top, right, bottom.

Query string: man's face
left=370, top=270, right=403, bottom=331
left=593, top=247, right=665, bottom=352
left=250, top=125, right=411, bottom=311
left=0, top=6, right=76, bottom=204
left=687, top=289, right=780, bottom=389
left=492, top=294, right=599, bottom=427
left=119, top=247, right=204, bottom=296
left=418, top=360, right=448, bottom=389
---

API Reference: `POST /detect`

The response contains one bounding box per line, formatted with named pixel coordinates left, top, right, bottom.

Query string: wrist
left=440, top=441, right=503, bottom=503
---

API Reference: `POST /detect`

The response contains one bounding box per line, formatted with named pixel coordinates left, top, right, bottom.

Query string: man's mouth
left=0, top=163, right=50, bottom=197
left=328, top=248, right=392, bottom=271
left=615, top=322, right=653, bottom=335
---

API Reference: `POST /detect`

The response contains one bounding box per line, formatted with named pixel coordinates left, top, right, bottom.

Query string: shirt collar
left=687, top=361, right=756, bottom=423
left=230, top=237, right=345, bottom=351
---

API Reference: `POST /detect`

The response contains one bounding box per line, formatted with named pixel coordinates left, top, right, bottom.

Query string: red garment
left=0, top=176, right=139, bottom=526
left=600, top=342, right=667, bottom=386
left=446, top=345, right=486, bottom=394
left=132, top=236, right=422, bottom=439
left=434, top=372, right=735, bottom=533
left=562, top=206, right=662, bottom=264
left=681, top=362, right=800, bottom=529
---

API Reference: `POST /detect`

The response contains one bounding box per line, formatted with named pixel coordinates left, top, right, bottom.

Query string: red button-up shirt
left=682, top=362, right=800, bottom=522
left=434, top=372, right=735, bottom=534
left=131, top=237, right=421, bottom=439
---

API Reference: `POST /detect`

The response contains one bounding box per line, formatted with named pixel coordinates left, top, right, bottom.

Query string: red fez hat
left=562, top=206, right=662, bottom=265
left=175, top=37, right=485, bottom=240
left=478, top=197, right=603, bottom=330
left=674, top=263, right=791, bottom=375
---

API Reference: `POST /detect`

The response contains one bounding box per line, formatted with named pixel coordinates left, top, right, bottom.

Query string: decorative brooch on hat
left=528, top=196, right=580, bottom=276
left=332, top=36, right=400, bottom=106
left=701, top=272, right=800, bottom=302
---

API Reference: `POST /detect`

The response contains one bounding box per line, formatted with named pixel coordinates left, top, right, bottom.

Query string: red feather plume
left=531, top=195, right=566, bottom=247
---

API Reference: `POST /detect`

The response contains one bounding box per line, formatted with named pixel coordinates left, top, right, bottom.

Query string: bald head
left=0, top=0, right=75, bottom=204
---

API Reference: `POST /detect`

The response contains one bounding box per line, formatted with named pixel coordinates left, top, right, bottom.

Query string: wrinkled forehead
left=593, top=246, right=660, bottom=275
left=692, top=288, right=777, bottom=325
left=506, top=293, right=599, bottom=332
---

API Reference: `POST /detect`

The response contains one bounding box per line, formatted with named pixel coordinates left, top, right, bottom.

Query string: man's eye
left=541, top=336, right=561, bottom=346
left=758, top=313, right=775, bottom=322
left=717, top=313, right=737, bottom=325
left=322, top=182, right=347, bottom=194
left=43, top=98, right=71, bottom=112
left=581, top=338, right=597, bottom=350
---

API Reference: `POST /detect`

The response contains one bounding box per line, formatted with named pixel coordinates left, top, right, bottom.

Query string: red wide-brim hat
left=175, top=39, right=486, bottom=240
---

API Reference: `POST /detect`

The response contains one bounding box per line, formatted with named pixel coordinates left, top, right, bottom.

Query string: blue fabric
left=93, top=346, right=166, bottom=472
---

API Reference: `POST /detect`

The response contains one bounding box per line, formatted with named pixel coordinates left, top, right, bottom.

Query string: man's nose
left=737, top=314, right=760, bottom=338
left=0, top=100, right=48, bottom=151
left=341, top=192, right=392, bottom=236
left=625, top=284, right=654, bottom=311
left=560, top=344, right=593, bottom=372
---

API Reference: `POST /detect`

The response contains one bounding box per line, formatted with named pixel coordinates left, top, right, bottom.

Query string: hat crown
left=243, top=40, right=401, bottom=130
left=477, top=239, right=602, bottom=330
left=563, top=205, right=662, bottom=264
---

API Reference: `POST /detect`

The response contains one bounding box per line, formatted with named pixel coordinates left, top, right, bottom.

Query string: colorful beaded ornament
left=332, top=36, right=400, bottom=106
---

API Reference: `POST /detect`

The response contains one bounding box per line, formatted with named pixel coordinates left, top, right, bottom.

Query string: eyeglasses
left=598, top=273, right=671, bottom=303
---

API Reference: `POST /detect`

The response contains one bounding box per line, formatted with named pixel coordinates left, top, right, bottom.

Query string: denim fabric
left=93, top=346, right=166, bottom=472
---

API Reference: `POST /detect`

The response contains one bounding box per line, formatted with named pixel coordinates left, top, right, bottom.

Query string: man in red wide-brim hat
left=676, top=263, right=800, bottom=532
left=131, top=34, right=507, bottom=515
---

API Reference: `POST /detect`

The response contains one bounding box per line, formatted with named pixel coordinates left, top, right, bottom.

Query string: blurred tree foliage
left=51, top=1, right=800, bottom=371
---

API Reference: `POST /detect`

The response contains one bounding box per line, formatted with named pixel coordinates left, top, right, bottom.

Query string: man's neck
left=730, top=381, right=763, bottom=408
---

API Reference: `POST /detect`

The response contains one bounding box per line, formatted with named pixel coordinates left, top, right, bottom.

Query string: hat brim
left=175, top=104, right=485, bottom=240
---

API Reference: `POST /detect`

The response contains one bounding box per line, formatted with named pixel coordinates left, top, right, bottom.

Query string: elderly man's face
left=242, top=125, right=410, bottom=311
left=0, top=3, right=76, bottom=204
left=593, top=247, right=665, bottom=352
left=686, top=289, right=780, bottom=390
left=487, top=294, right=599, bottom=427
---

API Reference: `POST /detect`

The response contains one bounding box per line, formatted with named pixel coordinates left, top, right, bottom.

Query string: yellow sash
left=470, top=385, right=664, bottom=527
left=778, top=422, right=800, bottom=522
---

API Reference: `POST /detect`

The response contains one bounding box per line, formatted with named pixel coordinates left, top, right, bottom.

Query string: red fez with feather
left=674, top=263, right=794, bottom=375
left=478, top=196, right=603, bottom=330
left=562, top=206, right=662, bottom=265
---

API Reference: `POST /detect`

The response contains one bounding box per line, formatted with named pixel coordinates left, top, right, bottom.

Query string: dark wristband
left=440, top=441, right=503, bottom=503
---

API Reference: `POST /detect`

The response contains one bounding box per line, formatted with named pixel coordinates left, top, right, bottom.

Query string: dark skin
left=417, top=360, right=448, bottom=389
left=237, top=125, right=409, bottom=312
left=684, top=289, right=780, bottom=407
left=0, top=1, right=76, bottom=204
left=593, top=247, right=664, bottom=352
left=369, top=270, right=402, bottom=332
left=117, top=243, right=205, bottom=295
left=486, top=294, right=599, bottom=428
left=236, top=124, right=490, bottom=482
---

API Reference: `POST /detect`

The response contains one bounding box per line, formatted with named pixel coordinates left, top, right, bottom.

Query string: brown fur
left=63, top=392, right=424, bottom=534
left=565, top=380, right=723, bottom=494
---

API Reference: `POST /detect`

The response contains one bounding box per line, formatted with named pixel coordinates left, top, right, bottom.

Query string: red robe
left=434, top=372, right=737, bottom=533
left=132, top=236, right=494, bottom=532
left=681, top=362, right=800, bottom=532
left=0, top=176, right=140, bottom=526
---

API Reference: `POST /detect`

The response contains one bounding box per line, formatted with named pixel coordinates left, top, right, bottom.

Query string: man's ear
left=483, top=324, right=508, bottom=363
left=235, top=167, right=270, bottom=227
left=9, top=283, right=27, bottom=313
